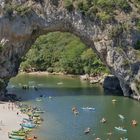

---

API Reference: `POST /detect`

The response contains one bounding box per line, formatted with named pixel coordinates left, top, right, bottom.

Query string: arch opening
left=0, top=0, right=140, bottom=100
left=10, top=31, right=123, bottom=99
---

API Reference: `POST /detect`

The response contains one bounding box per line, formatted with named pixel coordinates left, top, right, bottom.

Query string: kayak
left=82, top=107, right=95, bottom=111
left=114, top=127, right=127, bottom=132
left=23, top=118, right=33, bottom=122
left=9, top=134, right=25, bottom=140
left=120, top=138, right=128, bottom=140
left=118, top=114, right=125, bottom=120
left=34, top=110, right=45, bottom=113
left=112, top=99, right=117, bottom=102
left=12, top=130, right=28, bottom=134
left=57, top=82, right=63, bottom=85
left=23, top=128, right=32, bottom=132
left=20, top=123, right=36, bottom=128
left=32, top=113, right=40, bottom=117
left=36, top=98, right=42, bottom=102
left=10, top=132, right=26, bottom=136
left=27, top=138, right=33, bottom=140
left=34, top=121, right=42, bottom=124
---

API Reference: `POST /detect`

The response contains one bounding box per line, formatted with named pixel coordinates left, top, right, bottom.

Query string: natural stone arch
left=0, top=0, right=140, bottom=99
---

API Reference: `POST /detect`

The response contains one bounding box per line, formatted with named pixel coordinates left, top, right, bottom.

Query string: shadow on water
left=7, top=86, right=123, bottom=101
left=104, top=89, right=123, bottom=96
left=7, top=74, right=123, bottom=101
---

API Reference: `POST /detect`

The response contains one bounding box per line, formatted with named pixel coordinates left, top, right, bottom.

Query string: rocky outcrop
left=0, top=0, right=140, bottom=98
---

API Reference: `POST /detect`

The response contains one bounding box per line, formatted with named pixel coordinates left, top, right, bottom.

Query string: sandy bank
left=19, top=71, right=77, bottom=77
left=0, top=102, right=28, bottom=140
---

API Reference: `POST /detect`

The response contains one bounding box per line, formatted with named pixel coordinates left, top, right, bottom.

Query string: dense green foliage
left=64, top=0, right=131, bottom=22
left=20, top=32, right=108, bottom=75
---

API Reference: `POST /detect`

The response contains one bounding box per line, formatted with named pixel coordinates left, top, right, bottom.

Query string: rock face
left=0, top=0, right=140, bottom=98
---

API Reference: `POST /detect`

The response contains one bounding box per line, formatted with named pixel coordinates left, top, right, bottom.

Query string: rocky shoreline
left=80, top=73, right=107, bottom=84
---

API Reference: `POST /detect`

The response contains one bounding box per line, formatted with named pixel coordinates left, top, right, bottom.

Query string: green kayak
left=9, top=134, right=25, bottom=140
left=11, top=132, right=26, bottom=136
left=33, top=113, right=40, bottom=117
left=34, top=110, right=45, bottom=113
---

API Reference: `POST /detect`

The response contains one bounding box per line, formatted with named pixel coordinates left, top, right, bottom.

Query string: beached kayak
left=23, top=118, right=33, bottom=122
left=34, top=110, right=45, bottom=113
left=33, top=113, right=40, bottom=117
left=21, top=123, right=36, bottom=128
left=9, top=134, right=25, bottom=140
left=10, top=132, right=26, bottom=136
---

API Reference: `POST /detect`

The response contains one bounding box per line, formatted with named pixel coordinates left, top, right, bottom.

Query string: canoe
left=114, top=127, right=127, bottom=132
left=23, top=128, right=32, bottom=132
left=11, top=132, right=26, bottom=136
left=118, top=114, right=125, bottom=120
left=27, top=138, right=33, bottom=140
left=20, top=123, right=36, bottom=128
left=120, top=138, right=128, bottom=140
left=57, top=82, right=63, bottom=85
left=9, top=134, right=25, bottom=140
left=36, top=98, right=42, bottom=102
left=33, top=113, right=40, bottom=117
left=82, top=107, right=95, bottom=111
left=35, top=121, right=42, bottom=124
left=12, top=130, right=27, bottom=134
left=112, top=99, right=117, bottom=102
left=23, top=118, right=33, bottom=122
left=34, top=110, right=45, bottom=113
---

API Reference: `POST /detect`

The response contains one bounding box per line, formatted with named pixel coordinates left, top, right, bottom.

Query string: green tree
left=20, top=32, right=108, bottom=75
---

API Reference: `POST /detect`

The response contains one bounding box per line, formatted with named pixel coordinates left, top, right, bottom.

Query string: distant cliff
left=0, top=0, right=140, bottom=99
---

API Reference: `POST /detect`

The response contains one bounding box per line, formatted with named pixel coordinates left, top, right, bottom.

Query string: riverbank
left=19, top=71, right=77, bottom=77
left=0, top=102, right=28, bottom=140
left=19, top=71, right=107, bottom=84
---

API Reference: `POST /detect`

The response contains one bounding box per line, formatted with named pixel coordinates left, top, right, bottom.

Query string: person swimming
left=100, top=117, right=107, bottom=123
left=84, top=127, right=91, bottom=134
left=131, top=120, right=138, bottom=126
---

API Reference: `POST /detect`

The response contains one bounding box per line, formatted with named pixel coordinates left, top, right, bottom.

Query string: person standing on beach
left=8, top=104, right=10, bottom=110
left=11, top=105, right=14, bottom=111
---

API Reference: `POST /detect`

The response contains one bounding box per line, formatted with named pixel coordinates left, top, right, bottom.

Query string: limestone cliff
left=0, top=0, right=140, bottom=99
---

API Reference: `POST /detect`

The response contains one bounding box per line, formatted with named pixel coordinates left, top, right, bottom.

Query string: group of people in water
left=71, top=105, right=138, bottom=140
left=22, top=85, right=38, bottom=91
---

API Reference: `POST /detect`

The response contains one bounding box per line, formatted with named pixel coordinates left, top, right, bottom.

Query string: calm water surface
left=8, top=74, right=140, bottom=140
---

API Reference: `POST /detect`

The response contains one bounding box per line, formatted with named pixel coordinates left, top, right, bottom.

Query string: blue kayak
left=20, top=123, right=36, bottom=128
left=81, top=107, right=95, bottom=111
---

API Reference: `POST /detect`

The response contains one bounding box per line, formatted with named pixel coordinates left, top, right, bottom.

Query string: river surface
left=8, top=74, right=140, bottom=140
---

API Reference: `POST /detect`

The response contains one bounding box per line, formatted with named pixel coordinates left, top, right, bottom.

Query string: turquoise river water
left=8, top=74, right=140, bottom=140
